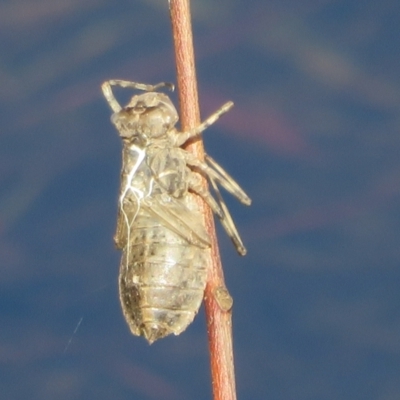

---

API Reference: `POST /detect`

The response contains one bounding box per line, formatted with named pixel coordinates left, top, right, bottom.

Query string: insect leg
left=188, top=172, right=224, bottom=219
left=189, top=172, right=247, bottom=255
left=187, top=171, right=247, bottom=255
left=205, top=154, right=251, bottom=206
left=107, top=79, right=174, bottom=92
left=208, top=175, right=247, bottom=256
left=101, top=80, right=174, bottom=113
left=173, top=102, right=234, bottom=146
left=102, top=81, right=123, bottom=113
left=182, top=150, right=251, bottom=205
left=114, top=208, right=126, bottom=249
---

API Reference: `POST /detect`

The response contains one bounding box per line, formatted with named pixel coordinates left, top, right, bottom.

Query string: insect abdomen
left=119, top=213, right=208, bottom=344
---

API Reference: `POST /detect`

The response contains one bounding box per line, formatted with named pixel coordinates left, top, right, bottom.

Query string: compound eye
left=146, top=109, right=165, bottom=127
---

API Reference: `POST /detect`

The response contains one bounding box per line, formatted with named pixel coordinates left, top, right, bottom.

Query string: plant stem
left=168, top=1, right=237, bottom=399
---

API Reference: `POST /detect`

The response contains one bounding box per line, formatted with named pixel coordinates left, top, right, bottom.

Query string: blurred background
left=1, top=0, right=400, bottom=399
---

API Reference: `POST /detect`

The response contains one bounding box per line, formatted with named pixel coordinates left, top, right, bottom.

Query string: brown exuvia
left=102, top=80, right=251, bottom=343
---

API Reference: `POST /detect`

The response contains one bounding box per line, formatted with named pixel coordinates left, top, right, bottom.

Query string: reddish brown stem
left=169, top=1, right=237, bottom=400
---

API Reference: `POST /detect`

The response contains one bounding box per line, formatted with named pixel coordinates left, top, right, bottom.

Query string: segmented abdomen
left=119, top=211, right=208, bottom=344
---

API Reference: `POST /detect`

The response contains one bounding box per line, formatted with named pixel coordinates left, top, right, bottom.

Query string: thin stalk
left=168, top=1, right=237, bottom=400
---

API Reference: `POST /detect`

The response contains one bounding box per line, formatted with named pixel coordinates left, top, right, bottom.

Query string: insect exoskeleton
left=102, top=80, right=251, bottom=343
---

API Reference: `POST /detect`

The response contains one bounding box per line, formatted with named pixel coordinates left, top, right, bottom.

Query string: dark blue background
left=1, top=1, right=400, bottom=399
